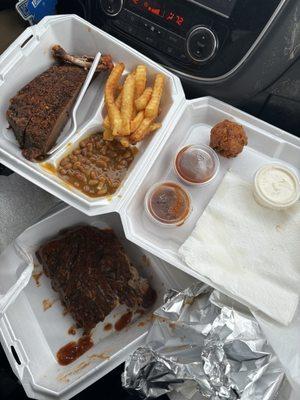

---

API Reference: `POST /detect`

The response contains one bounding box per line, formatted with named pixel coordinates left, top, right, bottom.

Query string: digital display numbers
left=130, top=0, right=185, bottom=27
left=165, top=11, right=184, bottom=27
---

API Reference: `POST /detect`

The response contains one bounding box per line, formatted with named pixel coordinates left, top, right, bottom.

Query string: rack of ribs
left=36, top=225, right=156, bottom=332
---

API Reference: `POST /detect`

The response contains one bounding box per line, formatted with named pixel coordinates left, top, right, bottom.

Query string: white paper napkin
left=179, top=172, right=300, bottom=325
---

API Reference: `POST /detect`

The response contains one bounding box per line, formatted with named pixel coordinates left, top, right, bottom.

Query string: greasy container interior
left=122, top=96, right=300, bottom=308
left=0, top=15, right=184, bottom=215
left=0, top=206, right=195, bottom=400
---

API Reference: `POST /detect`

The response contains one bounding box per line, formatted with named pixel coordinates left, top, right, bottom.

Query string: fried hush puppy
left=210, top=119, right=248, bottom=158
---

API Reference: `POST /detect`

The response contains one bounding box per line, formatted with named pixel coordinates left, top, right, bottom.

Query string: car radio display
left=128, top=0, right=237, bottom=23
left=129, top=0, right=185, bottom=27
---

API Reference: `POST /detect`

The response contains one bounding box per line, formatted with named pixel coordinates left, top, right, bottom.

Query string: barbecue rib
left=6, top=48, right=113, bottom=161
left=52, top=45, right=113, bottom=72
left=36, top=226, right=156, bottom=331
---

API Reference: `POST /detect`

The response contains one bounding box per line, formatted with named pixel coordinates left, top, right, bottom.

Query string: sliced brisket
left=6, top=52, right=112, bottom=161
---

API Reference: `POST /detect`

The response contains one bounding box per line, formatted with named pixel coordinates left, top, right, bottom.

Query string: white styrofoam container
left=0, top=14, right=185, bottom=216
left=121, top=96, right=300, bottom=312
left=0, top=206, right=196, bottom=400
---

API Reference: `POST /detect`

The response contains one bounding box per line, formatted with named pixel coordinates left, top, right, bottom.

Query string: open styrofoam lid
left=0, top=14, right=185, bottom=216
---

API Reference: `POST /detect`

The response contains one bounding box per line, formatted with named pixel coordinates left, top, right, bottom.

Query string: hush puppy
left=210, top=119, right=248, bottom=158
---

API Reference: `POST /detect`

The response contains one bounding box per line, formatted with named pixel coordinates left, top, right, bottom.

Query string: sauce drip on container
left=57, top=335, right=93, bottom=365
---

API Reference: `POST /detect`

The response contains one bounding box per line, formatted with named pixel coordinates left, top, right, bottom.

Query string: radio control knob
left=187, top=26, right=218, bottom=63
left=100, top=0, right=123, bottom=16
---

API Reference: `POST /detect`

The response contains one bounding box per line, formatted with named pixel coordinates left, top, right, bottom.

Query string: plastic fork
left=48, top=51, right=102, bottom=155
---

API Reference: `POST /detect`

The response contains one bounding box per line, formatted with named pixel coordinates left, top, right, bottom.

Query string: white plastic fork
left=48, top=51, right=102, bottom=155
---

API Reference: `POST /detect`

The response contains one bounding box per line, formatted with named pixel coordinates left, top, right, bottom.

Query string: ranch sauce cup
left=254, top=164, right=300, bottom=209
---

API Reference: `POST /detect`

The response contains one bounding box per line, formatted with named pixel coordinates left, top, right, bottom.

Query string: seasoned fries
left=135, top=87, right=152, bottom=111
left=120, top=137, right=130, bottom=147
left=135, top=65, right=147, bottom=98
left=103, top=88, right=122, bottom=129
left=130, top=111, right=144, bottom=132
left=103, top=127, right=114, bottom=141
left=149, top=122, right=162, bottom=133
left=145, top=74, right=165, bottom=119
left=121, top=73, right=135, bottom=136
left=115, top=90, right=123, bottom=108
left=103, top=63, right=165, bottom=146
left=103, top=115, right=110, bottom=130
left=105, top=63, right=125, bottom=136
left=130, top=117, right=153, bottom=143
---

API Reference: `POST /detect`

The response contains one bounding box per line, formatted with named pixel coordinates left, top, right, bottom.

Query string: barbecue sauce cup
left=174, top=144, right=220, bottom=186
left=144, top=181, right=191, bottom=227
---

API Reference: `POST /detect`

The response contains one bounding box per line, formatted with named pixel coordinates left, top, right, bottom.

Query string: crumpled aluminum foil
left=122, top=283, right=284, bottom=399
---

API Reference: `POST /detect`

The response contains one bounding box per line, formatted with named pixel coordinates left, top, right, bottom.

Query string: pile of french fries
left=103, top=63, right=165, bottom=147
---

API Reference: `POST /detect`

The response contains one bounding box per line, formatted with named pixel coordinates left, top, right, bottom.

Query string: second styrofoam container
left=0, top=206, right=196, bottom=400
left=0, top=14, right=185, bottom=216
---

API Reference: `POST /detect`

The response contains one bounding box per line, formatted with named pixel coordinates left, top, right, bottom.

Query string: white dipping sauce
left=259, top=168, right=295, bottom=203
left=254, top=164, right=300, bottom=209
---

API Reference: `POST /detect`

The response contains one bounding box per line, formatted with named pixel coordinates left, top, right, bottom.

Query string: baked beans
left=57, top=132, right=137, bottom=197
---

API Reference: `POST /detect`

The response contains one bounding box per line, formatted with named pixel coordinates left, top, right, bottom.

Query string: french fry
left=145, top=73, right=165, bottom=119
left=130, top=117, right=153, bottom=143
left=103, top=127, right=114, bottom=141
left=120, top=73, right=135, bottom=136
left=103, top=115, right=110, bottom=129
left=105, top=63, right=125, bottom=136
left=115, top=90, right=122, bottom=108
left=103, top=88, right=123, bottom=130
left=135, top=87, right=152, bottom=111
left=130, top=111, right=144, bottom=132
left=120, top=137, right=130, bottom=147
left=135, top=65, right=147, bottom=98
left=149, top=122, right=162, bottom=133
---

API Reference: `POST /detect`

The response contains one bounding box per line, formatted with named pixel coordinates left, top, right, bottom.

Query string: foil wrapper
left=122, top=284, right=284, bottom=399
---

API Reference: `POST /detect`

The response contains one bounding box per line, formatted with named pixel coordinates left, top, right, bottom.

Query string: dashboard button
left=187, top=26, right=218, bottom=63
left=125, top=24, right=137, bottom=35
left=144, top=35, right=157, bottom=46
left=100, top=0, right=123, bottom=16
left=178, top=52, right=189, bottom=63
left=119, top=9, right=139, bottom=24
left=113, top=18, right=137, bottom=35
left=112, top=18, right=124, bottom=29
left=166, top=33, right=185, bottom=49
left=159, top=43, right=178, bottom=58
left=165, top=45, right=176, bottom=56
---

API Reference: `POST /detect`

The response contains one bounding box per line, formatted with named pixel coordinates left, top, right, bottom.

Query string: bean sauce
left=57, top=133, right=137, bottom=197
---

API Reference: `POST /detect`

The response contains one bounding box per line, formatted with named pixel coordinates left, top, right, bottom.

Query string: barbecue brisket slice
left=6, top=54, right=112, bottom=161
left=36, top=225, right=155, bottom=331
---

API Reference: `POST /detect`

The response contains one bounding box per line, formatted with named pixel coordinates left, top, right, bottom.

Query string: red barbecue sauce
left=104, top=323, right=112, bottom=331
left=148, top=182, right=190, bottom=224
left=115, top=311, right=133, bottom=331
left=175, top=145, right=216, bottom=184
left=57, top=335, right=93, bottom=366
